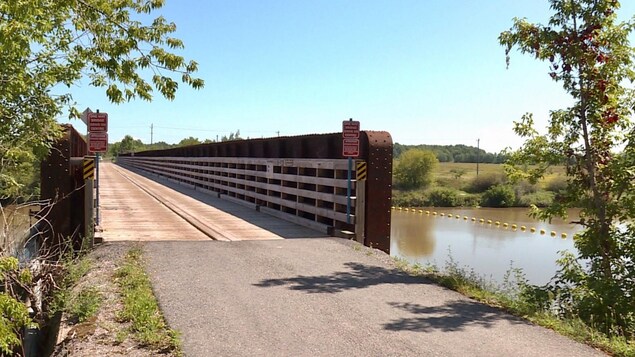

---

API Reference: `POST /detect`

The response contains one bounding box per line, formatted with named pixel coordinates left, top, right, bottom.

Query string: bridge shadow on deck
left=254, top=261, right=527, bottom=332
left=122, top=165, right=329, bottom=239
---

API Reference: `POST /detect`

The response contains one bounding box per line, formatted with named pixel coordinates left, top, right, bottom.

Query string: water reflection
left=393, top=213, right=436, bottom=257
left=390, top=208, right=581, bottom=286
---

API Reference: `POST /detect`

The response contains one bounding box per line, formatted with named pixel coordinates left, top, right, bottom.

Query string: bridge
left=37, top=127, right=601, bottom=356
left=116, top=131, right=393, bottom=251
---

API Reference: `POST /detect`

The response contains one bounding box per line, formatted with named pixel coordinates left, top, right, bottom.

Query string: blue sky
left=67, top=1, right=635, bottom=153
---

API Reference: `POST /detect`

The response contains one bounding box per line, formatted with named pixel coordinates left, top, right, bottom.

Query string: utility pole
left=150, top=123, right=153, bottom=145
left=276, top=131, right=280, bottom=137
left=476, top=138, right=480, bottom=177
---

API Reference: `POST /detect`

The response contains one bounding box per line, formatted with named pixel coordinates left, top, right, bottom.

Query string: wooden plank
left=122, top=156, right=351, bottom=170
left=128, top=159, right=354, bottom=189
left=125, top=161, right=355, bottom=206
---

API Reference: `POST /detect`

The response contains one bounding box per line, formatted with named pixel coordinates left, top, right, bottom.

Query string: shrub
left=481, top=185, right=516, bottom=207
left=465, top=173, right=505, bottom=193
left=517, top=191, right=554, bottom=207
left=514, top=180, right=538, bottom=196
left=545, top=176, right=568, bottom=193
left=459, top=193, right=481, bottom=207
left=392, top=191, right=427, bottom=207
left=427, top=188, right=461, bottom=207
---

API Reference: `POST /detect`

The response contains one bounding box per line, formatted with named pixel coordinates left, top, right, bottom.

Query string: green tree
left=220, top=130, right=243, bottom=142
left=178, top=137, right=201, bottom=146
left=394, top=149, right=438, bottom=190
left=0, top=0, right=204, bottom=198
left=500, top=0, right=635, bottom=336
left=120, top=135, right=144, bottom=153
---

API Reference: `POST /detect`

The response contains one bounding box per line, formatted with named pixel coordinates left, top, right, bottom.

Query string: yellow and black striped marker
left=356, top=161, right=367, bottom=181
left=83, top=157, right=95, bottom=180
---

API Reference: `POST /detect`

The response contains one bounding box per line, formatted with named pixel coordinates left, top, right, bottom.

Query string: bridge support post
left=355, top=179, right=366, bottom=244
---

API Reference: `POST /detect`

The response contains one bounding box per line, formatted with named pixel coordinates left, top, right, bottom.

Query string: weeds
left=114, top=247, right=182, bottom=355
left=49, top=246, right=97, bottom=322
left=66, top=287, right=102, bottom=323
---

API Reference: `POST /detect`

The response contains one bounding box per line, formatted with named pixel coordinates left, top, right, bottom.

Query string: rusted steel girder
left=40, top=125, right=88, bottom=251
left=121, top=131, right=393, bottom=252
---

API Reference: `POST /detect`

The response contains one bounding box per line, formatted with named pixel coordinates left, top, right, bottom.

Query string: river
left=390, top=207, right=582, bottom=286
left=1, top=204, right=36, bottom=257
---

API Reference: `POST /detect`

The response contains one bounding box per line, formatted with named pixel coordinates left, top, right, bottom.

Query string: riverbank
left=393, top=162, right=566, bottom=208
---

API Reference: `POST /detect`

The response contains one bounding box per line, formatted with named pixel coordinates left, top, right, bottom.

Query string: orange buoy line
left=392, top=206, right=569, bottom=239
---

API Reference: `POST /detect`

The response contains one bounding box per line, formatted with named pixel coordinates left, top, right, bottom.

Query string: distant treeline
left=394, top=143, right=508, bottom=163
left=107, top=130, right=243, bottom=157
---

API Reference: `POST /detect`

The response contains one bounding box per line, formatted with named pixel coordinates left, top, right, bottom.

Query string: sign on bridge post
left=87, top=110, right=108, bottom=226
left=88, top=132, right=108, bottom=153
left=342, top=120, right=360, bottom=157
left=343, top=119, right=360, bottom=225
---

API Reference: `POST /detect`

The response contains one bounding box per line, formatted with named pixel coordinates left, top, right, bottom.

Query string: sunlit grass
left=114, top=247, right=182, bottom=355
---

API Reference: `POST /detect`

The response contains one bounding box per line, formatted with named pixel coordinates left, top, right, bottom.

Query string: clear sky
left=66, top=1, right=635, bottom=153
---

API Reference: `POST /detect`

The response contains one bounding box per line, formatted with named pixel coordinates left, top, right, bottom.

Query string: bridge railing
left=118, top=131, right=392, bottom=252
left=118, top=156, right=359, bottom=233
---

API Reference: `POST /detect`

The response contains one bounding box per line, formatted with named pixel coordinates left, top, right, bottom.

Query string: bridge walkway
left=99, top=162, right=328, bottom=242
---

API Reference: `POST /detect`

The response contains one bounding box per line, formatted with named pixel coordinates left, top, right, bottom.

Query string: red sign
left=89, top=132, right=108, bottom=153
left=342, top=138, right=360, bottom=157
left=88, top=112, right=108, bottom=132
left=342, top=120, right=360, bottom=139
left=342, top=120, right=360, bottom=157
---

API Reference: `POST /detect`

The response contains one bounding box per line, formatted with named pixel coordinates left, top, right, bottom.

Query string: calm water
left=390, top=208, right=582, bottom=286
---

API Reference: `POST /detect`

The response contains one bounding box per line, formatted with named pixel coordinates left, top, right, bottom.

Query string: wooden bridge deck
left=98, top=162, right=329, bottom=242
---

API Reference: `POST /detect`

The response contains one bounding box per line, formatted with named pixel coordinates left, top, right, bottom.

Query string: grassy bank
left=393, top=162, right=566, bottom=208
left=114, top=247, right=182, bottom=353
left=390, top=255, right=634, bottom=357
left=50, top=244, right=182, bottom=356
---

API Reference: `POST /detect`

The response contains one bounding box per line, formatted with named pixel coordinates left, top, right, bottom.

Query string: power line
left=153, top=125, right=276, bottom=135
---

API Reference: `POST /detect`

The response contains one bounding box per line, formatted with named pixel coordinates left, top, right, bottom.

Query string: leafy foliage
left=500, top=0, right=635, bottom=337
left=0, top=257, right=33, bottom=355
left=481, top=185, right=516, bottom=207
left=427, top=188, right=462, bottom=207
left=0, top=0, right=203, bottom=198
left=465, top=173, right=506, bottom=193
left=394, top=149, right=438, bottom=190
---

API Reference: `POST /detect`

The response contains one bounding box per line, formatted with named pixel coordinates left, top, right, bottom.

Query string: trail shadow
left=254, top=262, right=430, bottom=293
left=118, top=164, right=329, bottom=239
left=384, top=300, right=526, bottom=332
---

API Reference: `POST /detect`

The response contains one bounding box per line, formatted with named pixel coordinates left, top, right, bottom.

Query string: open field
left=434, top=162, right=566, bottom=187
